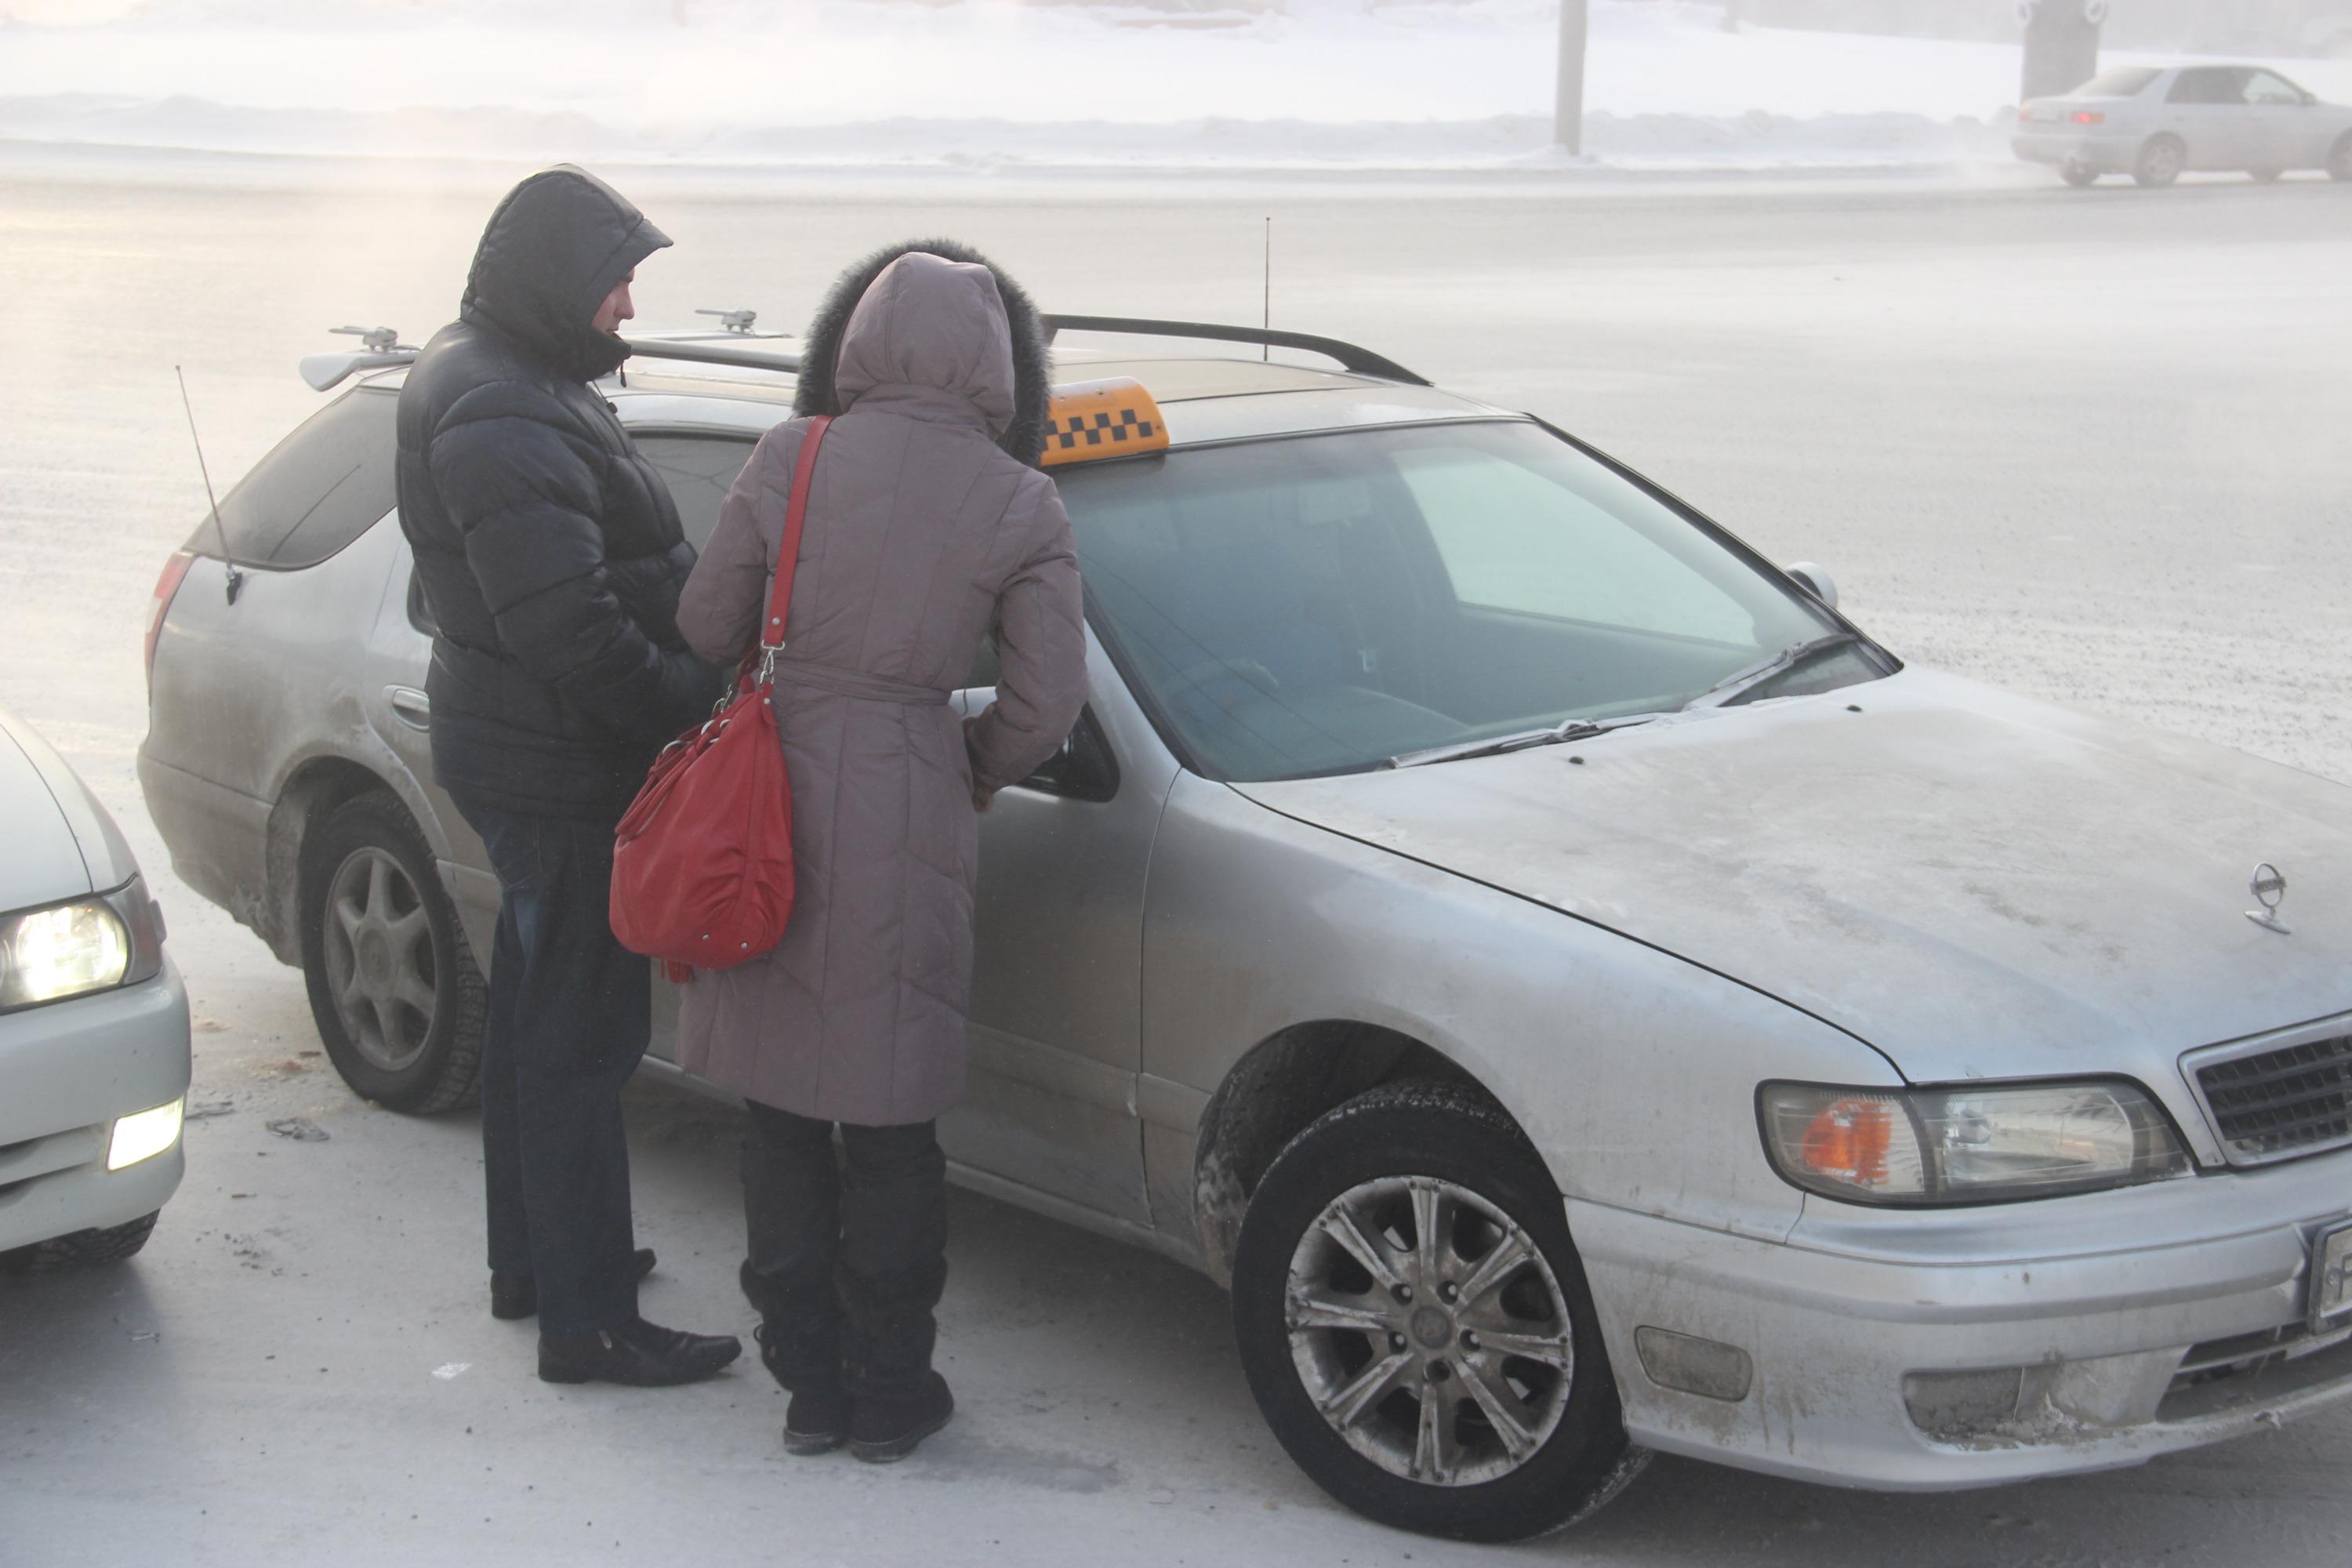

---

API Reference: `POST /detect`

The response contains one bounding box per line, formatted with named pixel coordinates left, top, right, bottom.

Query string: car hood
left=0, top=718, right=93, bottom=912
left=1233, top=668, right=2352, bottom=1083
left=0, top=705, right=137, bottom=913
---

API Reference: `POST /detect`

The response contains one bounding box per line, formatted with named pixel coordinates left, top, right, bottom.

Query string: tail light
left=2018, top=107, right=2033, bottom=123
left=145, top=550, right=194, bottom=689
left=2071, top=111, right=2105, bottom=125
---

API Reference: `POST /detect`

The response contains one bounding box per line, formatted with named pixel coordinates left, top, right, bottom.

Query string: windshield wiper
left=1386, top=712, right=1664, bottom=770
left=1682, top=631, right=1864, bottom=710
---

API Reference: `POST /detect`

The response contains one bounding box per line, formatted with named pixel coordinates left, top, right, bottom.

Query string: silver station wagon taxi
left=140, top=317, right=2352, bottom=1541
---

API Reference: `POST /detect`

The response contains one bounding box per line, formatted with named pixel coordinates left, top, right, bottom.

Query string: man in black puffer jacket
left=397, top=165, right=738, bottom=1388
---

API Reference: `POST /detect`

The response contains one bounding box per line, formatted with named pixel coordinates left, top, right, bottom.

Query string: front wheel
left=2329, top=133, right=2352, bottom=182
left=299, top=791, right=485, bottom=1113
left=1230, top=1081, right=1646, bottom=1542
left=2134, top=135, right=2185, bottom=187
left=2, top=1211, right=160, bottom=1270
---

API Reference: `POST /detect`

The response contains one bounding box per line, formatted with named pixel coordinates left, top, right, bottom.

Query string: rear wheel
left=1231, top=1081, right=1645, bottom=1542
left=2330, top=133, right=2352, bottom=182
left=299, top=792, right=485, bottom=1113
left=2134, top=135, right=2186, bottom=187
left=2060, top=161, right=2100, bottom=187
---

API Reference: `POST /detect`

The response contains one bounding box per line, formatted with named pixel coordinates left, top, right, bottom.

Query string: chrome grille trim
left=2183, top=1012, right=2352, bottom=1167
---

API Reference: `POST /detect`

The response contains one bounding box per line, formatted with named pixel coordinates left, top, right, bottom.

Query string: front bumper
left=0, top=961, right=192, bottom=1252
left=2012, top=131, right=2134, bottom=172
left=1573, top=1145, right=2352, bottom=1490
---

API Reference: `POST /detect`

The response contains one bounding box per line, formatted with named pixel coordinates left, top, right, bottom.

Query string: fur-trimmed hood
left=793, top=238, right=1053, bottom=466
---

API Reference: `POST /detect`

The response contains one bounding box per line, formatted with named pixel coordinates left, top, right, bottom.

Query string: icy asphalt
left=2, top=152, right=2350, bottom=1566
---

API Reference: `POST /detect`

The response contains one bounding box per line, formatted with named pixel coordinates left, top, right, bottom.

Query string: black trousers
left=741, top=1102, right=946, bottom=1398
left=452, top=794, right=648, bottom=1337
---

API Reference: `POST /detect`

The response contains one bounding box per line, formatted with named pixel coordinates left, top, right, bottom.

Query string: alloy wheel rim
left=1283, top=1174, right=1574, bottom=1488
left=321, top=846, right=437, bottom=1073
left=2150, top=143, right=2182, bottom=180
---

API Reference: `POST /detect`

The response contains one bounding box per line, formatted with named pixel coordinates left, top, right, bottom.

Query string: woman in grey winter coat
left=674, top=242, right=1087, bottom=1461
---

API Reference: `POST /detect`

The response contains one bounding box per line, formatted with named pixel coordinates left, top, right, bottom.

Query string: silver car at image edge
left=138, top=318, right=2352, bottom=1541
left=2, top=703, right=189, bottom=1265
left=2015, top=61, right=2352, bottom=185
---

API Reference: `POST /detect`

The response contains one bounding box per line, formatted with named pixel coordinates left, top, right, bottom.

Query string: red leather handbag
left=609, top=416, right=830, bottom=982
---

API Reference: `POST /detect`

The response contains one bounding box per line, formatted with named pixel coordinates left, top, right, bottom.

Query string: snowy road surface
left=3, top=155, right=2350, bottom=1566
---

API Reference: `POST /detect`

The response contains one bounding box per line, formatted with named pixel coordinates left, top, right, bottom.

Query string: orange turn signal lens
left=1798, top=1097, right=1894, bottom=1186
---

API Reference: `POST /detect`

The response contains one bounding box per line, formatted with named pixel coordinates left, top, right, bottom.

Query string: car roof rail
left=618, top=337, right=804, bottom=375
left=1040, top=314, right=1430, bottom=387
left=300, top=325, right=419, bottom=391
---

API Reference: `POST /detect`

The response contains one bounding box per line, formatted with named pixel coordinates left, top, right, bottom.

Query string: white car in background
left=0, top=704, right=189, bottom=1267
left=2015, top=62, right=2352, bottom=185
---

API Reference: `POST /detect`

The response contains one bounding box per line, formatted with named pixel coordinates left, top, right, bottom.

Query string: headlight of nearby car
left=0, top=876, right=167, bottom=1014
left=1758, top=1079, right=2191, bottom=1205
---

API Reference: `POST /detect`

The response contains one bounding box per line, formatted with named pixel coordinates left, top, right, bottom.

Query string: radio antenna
left=1261, top=217, right=1272, bottom=361
left=175, top=366, right=243, bottom=604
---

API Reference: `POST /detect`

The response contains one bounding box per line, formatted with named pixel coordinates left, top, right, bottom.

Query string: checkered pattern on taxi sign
left=1040, top=377, right=1171, bottom=468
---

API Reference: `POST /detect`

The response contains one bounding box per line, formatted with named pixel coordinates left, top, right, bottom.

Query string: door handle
left=386, top=686, right=431, bottom=729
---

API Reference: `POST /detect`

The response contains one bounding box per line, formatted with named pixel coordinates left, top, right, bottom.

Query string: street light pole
left=1555, top=0, right=1588, bottom=153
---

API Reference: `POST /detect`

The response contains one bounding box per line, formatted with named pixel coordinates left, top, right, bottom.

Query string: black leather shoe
left=782, top=1386, right=851, bottom=1456
left=849, top=1371, right=954, bottom=1463
left=492, top=1248, right=657, bottom=1320
left=537, top=1317, right=742, bottom=1387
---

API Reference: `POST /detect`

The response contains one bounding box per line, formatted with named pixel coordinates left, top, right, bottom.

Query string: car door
left=2162, top=66, right=2249, bottom=168
left=941, top=634, right=1175, bottom=1227
left=2238, top=68, right=2325, bottom=169
left=370, top=429, right=762, bottom=1052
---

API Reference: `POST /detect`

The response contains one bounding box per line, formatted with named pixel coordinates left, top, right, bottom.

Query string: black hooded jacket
left=395, top=165, right=717, bottom=818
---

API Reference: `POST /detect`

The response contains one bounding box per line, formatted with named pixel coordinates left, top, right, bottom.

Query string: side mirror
left=1784, top=561, right=1839, bottom=612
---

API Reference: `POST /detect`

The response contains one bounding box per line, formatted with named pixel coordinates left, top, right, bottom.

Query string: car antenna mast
left=1261, top=216, right=1272, bottom=362
left=173, top=365, right=242, bottom=604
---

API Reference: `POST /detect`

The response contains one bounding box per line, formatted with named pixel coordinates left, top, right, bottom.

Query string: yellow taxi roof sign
left=1042, top=377, right=1170, bottom=468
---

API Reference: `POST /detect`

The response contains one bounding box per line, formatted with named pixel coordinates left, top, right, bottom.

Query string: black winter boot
left=741, top=1258, right=848, bottom=1455
left=842, top=1257, right=953, bottom=1463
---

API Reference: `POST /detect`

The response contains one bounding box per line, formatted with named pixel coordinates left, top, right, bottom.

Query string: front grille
left=2196, top=1033, right=2352, bottom=1162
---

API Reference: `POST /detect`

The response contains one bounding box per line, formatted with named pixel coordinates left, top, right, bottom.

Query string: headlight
left=1759, top=1080, right=2191, bottom=1205
left=0, top=899, right=130, bottom=1011
left=108, top=1097, right=185, bottom=1171
left=0, top=877, right=163, bottom=1013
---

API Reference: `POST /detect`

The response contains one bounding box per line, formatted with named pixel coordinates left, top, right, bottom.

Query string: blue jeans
left=451, top=795, right=648, bottom=1336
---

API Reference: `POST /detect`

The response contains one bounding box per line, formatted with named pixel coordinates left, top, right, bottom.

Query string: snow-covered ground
left=3, top=0, right=2349, bottom=172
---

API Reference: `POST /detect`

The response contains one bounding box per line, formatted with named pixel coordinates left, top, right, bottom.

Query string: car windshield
left=1057, top=420, right=1878, bottom=782
left=2075, top=67, right=2159, bottom=97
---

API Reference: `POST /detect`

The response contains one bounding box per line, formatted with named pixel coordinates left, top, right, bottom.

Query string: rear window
left=194, top=388, right=397, bottom=569
left=2076, top=67, right=2158, bottom=97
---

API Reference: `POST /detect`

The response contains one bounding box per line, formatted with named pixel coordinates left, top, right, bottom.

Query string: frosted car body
left=140, top=326, right=2352, bottom=1523
left=2016, top=61, right=2352, bottom=184
left=1, top=704, right=190, bottom=1258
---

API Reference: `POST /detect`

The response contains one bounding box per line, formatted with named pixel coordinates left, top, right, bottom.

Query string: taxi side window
left=637, top=434, right=756, bottom=552
left=966, top=634, right=1002, bottom=691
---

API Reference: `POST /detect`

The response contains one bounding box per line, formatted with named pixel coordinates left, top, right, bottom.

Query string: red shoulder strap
left=756, top=415, right=830, bottom=667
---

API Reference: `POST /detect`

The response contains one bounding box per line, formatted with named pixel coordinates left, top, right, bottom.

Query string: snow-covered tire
left=299, top=791, right=484, bottom=1114
left=2328, top=133, right=2352, bottom=182
left=1231, top=1080, right=1646, bottom=1542
left=2134, top=136, right=2186, bottom=187
left=38, top=1213, right=160, bottom=1260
